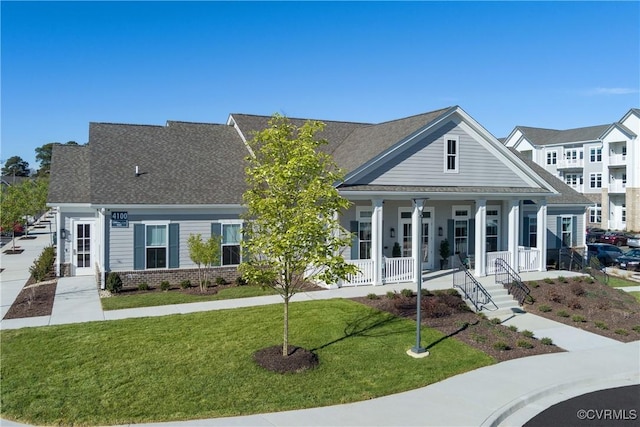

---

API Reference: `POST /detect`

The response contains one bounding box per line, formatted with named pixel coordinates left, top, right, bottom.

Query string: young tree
left=240, top=114, right=356, bottom=357
left=1, top=156, right=30, bottom=177
left=187, top=233, right=221, bottom=292
left=0, top=184, right=27, bottom=251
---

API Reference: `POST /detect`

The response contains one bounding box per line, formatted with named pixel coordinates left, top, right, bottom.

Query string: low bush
left=420, top=289, right=433, bottom=297
left=546, top=289, right=564, bottom=304
left=201, top=280, right=211, bottom=288
left=508, top=325, right=518, bottom=332
left=570, top=283, right=585, bottom=296
left=558, top=276, right=568, bottom=283
left=521, top=330, right=534, bottom=338
left=138, top=282, right=150, bottom=291
left=543, top=277, right=554, bottom=284
left=594, top=321, right=608, bottom=330
left=572, top=315, right=586, bottom=323
left=632, top=326, right=640, bottom=333
left=540, top=337, right=553, bottom=345
left=490, top=317, right=502, bottom=325
left=180, top=280, right=191, bottom=289
left=538, top=305, right=552, bottom=313
left=615, top=329, right=629, bottom=336
left=160, top=281, right=171, bottom=291
left=493, top=341, right=510, bottom=351
left=471, top=333, right=487, bottom=343
left=28, top=246, right=55, bottom=283
left=106, top=272, right=123, bottom=294
left=400, top=289, right=414, bottom=298
left=215, top=277, right=227, bottom=286
left=366, top=293, right=379, bottom=300
left=557, top=310, right=570, bottom=318
left=386, top=291, right=398, bottom=300
left=235, top=276, right=248, bottom=286
left=572, top=276, right=583, bottom=283
left=516, top=340, right=534, bottom=349
left=529, top=282, right=540, bottom=289
left=567, top=298, right=582, bottom=310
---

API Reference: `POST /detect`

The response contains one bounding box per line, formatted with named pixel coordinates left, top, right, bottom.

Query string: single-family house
left=47, top=106, right=591, bottom=289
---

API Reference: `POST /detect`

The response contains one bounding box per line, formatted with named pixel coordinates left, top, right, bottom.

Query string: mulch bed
left=254, top=345, right=319, bottom=374
left=3, top=249, right=24, bottom=255
left=525, top=276, right=640, bottom=342
left=3, top=281, right=57, bottom=319
left=19, top=236, right=38, bottom=240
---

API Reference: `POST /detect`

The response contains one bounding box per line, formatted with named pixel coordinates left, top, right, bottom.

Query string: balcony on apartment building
left=557, top=157, right=584, bottom=170
left=609, top=153, right=627, bottom=166
left=609, top=181, right=627, bottom=193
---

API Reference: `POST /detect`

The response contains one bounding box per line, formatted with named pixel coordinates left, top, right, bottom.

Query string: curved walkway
left=1, top=222, right=639, bottom=426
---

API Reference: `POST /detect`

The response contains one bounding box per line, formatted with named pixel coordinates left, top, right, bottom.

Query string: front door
left=73, top=221, right=94, bottom=276
left=399, top=208, right=434, bottom=270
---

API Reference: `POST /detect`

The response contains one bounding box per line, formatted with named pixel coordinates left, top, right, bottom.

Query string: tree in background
left=0, top=178, right=49, bottom=247
left=35, top=141, right=78, bottom=176
left=240, top=114, right=356, bottom=357
left=187, top=233, right=221, bottom=292
left=1, top=156, right=30, bottom=177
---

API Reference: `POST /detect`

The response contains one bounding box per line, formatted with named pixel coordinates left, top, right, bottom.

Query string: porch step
left=470, top=282, right=522, bottom=318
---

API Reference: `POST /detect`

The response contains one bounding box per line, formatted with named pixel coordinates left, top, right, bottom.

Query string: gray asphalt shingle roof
left=48, top=145, right=91, bottom=203
left=517, top=124, right=610, bottom=146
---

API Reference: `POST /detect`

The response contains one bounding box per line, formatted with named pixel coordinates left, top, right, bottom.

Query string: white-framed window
left=560, top=216, right=572, bottom=248
left=146, top=224, right=168, bottom=269
left=590, top=147, right=602, bottom=162
left=564, top=173, right=582, bottom=189
left=444, top=135, right=459, bottom=173
left=564, top=149, right=582, bottom=163
left=486, top=207, right=500, bottom=252
left=357, top=207, right=372, bottom=259
left=590, top=173, right=602, bottom=189
left=622, top=204, right=626, bottom=222
left=452, top=206, right=470, bottom=255
left=546, top=151, right=557, bottom=165
left=623, top=173, right=627, bottom=186
left=221, top=222, right=242, bottom=265
left=589, top=204, right=602, bottom=223
left=528, top=215, right=537, bottom=248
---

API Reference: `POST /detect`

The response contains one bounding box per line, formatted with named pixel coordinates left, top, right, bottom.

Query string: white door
left=399, top=209, right=434, bottom=270
left=72, top=221, right=94, bottom=276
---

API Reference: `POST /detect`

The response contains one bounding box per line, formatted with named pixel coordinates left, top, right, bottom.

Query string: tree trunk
left=283, top=295, right=289, bottom=356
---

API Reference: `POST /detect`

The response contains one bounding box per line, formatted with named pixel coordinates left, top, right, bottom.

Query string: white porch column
left=56, top=208, right=62, bottom=276
left=536, top=200, right=548, bottom=272
left=508, top=200, right=520, bottom=271
left=412, top=199, right=426, bottom=285
left=372, top=199, right=384, bottom=286
left=474, top=199, right=487, bottom=276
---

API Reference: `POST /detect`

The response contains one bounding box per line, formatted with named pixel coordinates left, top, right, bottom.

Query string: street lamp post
left=408, top=198, right=429, bottom=358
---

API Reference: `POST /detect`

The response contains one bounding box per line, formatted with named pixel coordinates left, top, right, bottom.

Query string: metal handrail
left=494, top=258, right=530, bottom=304
left=453, top=265, right=498, bottom=312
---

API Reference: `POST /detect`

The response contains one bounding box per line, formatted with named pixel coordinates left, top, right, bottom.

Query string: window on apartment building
left=590, top=173, right=602, bottom=189
left=590, top=147, right=602, bottom=162
left=546, top=151, right=557, bottom=165
left=486, top=208, right=499, bottom=252
left=528, top=216, right=537, bottom=248
left=146, top=225, right=167, bottom=269
left=445, top=136, right=458, bottom=172
left=453, top=207, right=469, bottom=255
left=589, top=204, right=602, bottom=223
left=358, top=209, right=372, bottom=259
left=564, top=149, right=581, bottom=163
left=561, top=217, right=572, bottom=248
left=622, top=145, right=627, bottom=158
left=623, top=173, right=627, bottom=186
left=222, top=223, right=242, bottom=265
left=622, top=204, right=626, bottom=222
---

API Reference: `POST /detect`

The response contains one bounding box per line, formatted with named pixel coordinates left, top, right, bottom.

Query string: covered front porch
left=339, top=196, right=549, bottom=287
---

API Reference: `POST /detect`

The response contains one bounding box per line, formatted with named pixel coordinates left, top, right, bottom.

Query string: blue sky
left=2, top=1, right=639, bottom=172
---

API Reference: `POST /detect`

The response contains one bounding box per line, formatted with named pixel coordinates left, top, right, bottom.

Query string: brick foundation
left=60, top=263, right=71, bottom=277
left=111, top=267, right=240, bottom=289
left=627, top=187, right=639, bottom=231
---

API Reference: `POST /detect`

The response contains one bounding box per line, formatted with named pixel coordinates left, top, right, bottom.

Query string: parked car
left=627, top=233, right=640, bottom=248
left=586, top=227, right=606, bottom=243
left=0, top=222, right=25, bottom=236
left=587, top=243, right=624, bottom=267
left=617, top=248, right=640, bottom=271
left=598, top=231, right=628, bottom=247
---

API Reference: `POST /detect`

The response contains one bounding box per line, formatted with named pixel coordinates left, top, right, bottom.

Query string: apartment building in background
left=504, top=108, right=640, bottom=232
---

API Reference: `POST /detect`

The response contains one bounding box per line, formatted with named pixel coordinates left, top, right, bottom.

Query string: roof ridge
left=166, top=120, right=224, bottom=126
left=373, top=106, right=454, bottom=126
left=91, top=122, right=165, bottom=128
left=230, top=112, right=373, bottom=126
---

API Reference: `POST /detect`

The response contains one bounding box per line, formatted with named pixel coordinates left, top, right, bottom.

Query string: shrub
left=493, top=341, right=510, bottom=351
left=28, top=246, right=56, bottom=283
left=160, top=281, right=171, bottom=291
left=557, top=310, right=570, bottom=318
left=540, top=337, right=553, bottom=345
left=525, top=295, right=536, bottom=304
left=401, top=288, right=414, bottom=298
left=543, top=277, right=554, bottom=284
left=472, top=333, right=487, bottom=343
left=538, top=305, right=552, bottom=313
left=508, top=325, right=518, bottom=332
left=571, top=276, right=583, bottom=283
left=529, top=282, right=540, bottom=289
left=546, top=289, right=564, bottom=304
left=180, top=280, right=191, bottom=289
left=586, top=277, right=595, bottom=284
left=570, top=283, right=585, bottom=296
left=215, top=277, right=228, bottom=286
left=386, top=291, right=398, bottom=300
left=420, top=289, right=433, bottom=297
left=490, top=317, right=502, bottom=325
left=558, top=276, right=568, bottom=283
left=521, top=330, right=534, bottom=338
left=615, top=329, right=629, bottom=336
left=137, top=282, right=150, bottom=291
left=201, top=280, right=211, bottom=288
left=235, top=276, right=248, bottom=286
left=106, top=272, right=123, bottom=294
left=445, top=288, right=460, bottom=296
left=455, top=320, right=470, bottom=329
left=632, top=326, right=640, bottom=333
left=517, top=340, right=534, bottom=349
left=366, top=293, right=379, bottom=300
left=567, top=298, right=582, bottom=310
left=594, top=321, right=608, bottom=330
left=572, top=315, right=586, bottom=323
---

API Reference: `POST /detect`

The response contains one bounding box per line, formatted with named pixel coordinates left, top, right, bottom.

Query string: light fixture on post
left=390, top=227, right=395, bottom=238
left=438, top=226, right=443, bottom=237
left=408, top=198, right=429, bottom=358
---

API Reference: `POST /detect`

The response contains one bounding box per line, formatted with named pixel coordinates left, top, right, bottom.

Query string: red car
left=598, top=231, right=627, bottom=247
left=0, top=222, right=25, bottom=236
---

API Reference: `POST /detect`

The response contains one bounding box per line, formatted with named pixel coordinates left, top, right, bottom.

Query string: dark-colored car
left=0, top=222, right=25, bottom=236
left=586, top=227, right=606, bottom=243
left=598, top=231, right=628, bottom=247
left=618, top=248, right=640, bottom=271
left=587, top=243, right=624, bottom=267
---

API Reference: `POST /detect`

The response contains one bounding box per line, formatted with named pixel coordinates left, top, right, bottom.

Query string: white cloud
left=585, top=87, right=639, bottom=96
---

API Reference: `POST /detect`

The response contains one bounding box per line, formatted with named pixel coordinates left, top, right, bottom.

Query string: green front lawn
left=101, top=285, right=278, bottom=310
left=607, top=276, right=640, bottom=288
left=1, top=299, right=494, bottom=426
left=630, top=291, right=640, bottom=303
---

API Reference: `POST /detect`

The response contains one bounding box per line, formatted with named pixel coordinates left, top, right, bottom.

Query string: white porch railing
left=518, top=248, right=541, bottom=272
left=486, top=251, right=511, bottom=275
left=343, top=259, right=375, bottom=286
left=384, top=256, right=414, bottom=283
